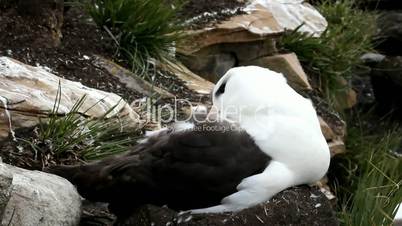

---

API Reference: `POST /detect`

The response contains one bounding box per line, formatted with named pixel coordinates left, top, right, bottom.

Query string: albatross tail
left=47, top=154, right=151, bottom=217
left=46, top=153, right=145, bottom=204
left=47, top=163, right=111, bottom=202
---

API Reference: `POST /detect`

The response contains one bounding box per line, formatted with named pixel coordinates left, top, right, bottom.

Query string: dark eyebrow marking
left=216, top=82, right=226, bottom=96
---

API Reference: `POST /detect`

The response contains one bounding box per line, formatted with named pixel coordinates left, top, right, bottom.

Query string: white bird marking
left=190, top=66, right=330, bottom=213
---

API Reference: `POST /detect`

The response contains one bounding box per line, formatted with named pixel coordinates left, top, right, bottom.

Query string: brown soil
left=0, top=7, right=145, bottom=103
left=0, top=127, right=70, bottom=171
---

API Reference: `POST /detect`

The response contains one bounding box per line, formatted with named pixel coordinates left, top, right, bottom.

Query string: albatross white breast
left=48, top=66, right=330, bottom=217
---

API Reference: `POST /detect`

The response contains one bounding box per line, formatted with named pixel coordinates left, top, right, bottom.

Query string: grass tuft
left=21, top=84, right=140, bottom=167
left=87, top=0, right=184, bottom=76
left=280, top=0, right=376, bottom=102
left=329, top=113, right=401, bottom=226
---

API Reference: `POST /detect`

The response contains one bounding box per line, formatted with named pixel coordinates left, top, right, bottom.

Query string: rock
left=247, top=0, right=327, bottom=36
left=316, top=177, right=336, bottom=201
left=178, top=0, right=327, bottom=82
left=241, top=53, right=312, bottom=91
left=319, top=116, right=335, bottom=141
left=360, top=53, right=386, bottom=64
left=80, top=200, right=116, bottom=226
left=334, top=88, right=357, bottom=110
left=93, top=56, right=174, bottom=98
left=302, top=90, right=347, bottom=156
left=351, top=69, right=376, bottom=107
left=370, top=56, right=402, bottom=119
left=375, top=11, right=402, bottom=55
left=319, top=117, right=345, bottom=157
left=0, top=162, right=81, bottom=226
left=179, top=52, right=237, bottom=82
left=179, top=38, right=278, bottom=83
left=178, top=6, right=281, bottom=56
left=159, top=62, right=214, bottom=95
left=332, top=77, right=357, bottom=110
left=328, top=140, right=346, bottom=157
left=0, top=57, right=141, bottom=141
left=0, top=165, right=12, bottom=219
left=115, top=186, right=339, bottom=226
left=179, top=0, right=327, bottom=55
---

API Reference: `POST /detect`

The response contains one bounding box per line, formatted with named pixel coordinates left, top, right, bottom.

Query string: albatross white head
left=211, top=66, right=317, bottom=125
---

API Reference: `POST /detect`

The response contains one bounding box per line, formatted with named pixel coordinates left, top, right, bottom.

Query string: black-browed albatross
left=49, top=66, right=330, bottom=216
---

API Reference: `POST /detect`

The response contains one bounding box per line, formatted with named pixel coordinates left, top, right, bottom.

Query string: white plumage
left=191, top=66, right=330, bottom=213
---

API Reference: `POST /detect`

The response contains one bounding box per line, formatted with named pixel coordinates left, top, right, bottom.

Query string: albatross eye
left=216, top=82, right=227, bottom=96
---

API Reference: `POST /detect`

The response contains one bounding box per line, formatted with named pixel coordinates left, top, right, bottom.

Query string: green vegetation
left=280, top=0, right=376, bottom=101
left=21, top=86, right=139, bottom=164
left=282, top=1, right=401, bottom=225
left=87, top=0, right=184, bottom=76
left=330, top=115, right=401, bottom=226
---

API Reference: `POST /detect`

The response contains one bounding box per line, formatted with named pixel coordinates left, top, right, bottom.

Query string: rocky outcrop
left=241, top=53, right=312, bottom=91
left=0, top=56, right=141, bottom=141
left=0, top=162, right=81, bottom=226
left=180, top=0, right=327, bottom=54
left=318, top=116, right=345, bottom=157
left=178, top=0, right=327, bottom=82
left=116, top=186, right=339, bottom=226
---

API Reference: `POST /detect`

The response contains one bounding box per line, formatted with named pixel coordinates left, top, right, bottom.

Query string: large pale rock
left=241, top=53, right=312, bottom=91
left=93, top=56, right=174, bottom=98
left=178, top=5, right=281, bottom=56
left=0, top=163, right=81, bottom=226
left=178, top=0, right=327, bottom=82
left=247, top=0, right=327, bottom=35
left=0, top=57, right=141, bottom=141
left=180, top=0, right=327, bottom=55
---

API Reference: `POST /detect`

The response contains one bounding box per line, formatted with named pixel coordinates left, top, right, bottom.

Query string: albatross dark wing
left=48, top=122, right=271, bottom=216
